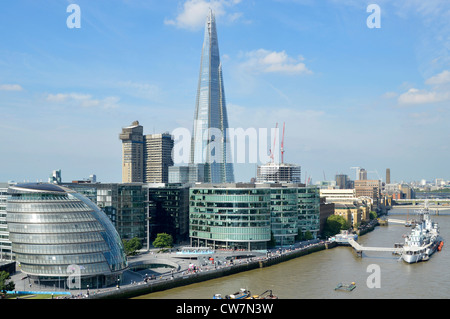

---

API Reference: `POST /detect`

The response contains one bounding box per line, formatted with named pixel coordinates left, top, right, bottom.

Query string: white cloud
left=425, top=70, right=450, bottom=85
left=164, top=0, right=242, bottom=30
left=117, top=81, right=162, bottom=101
left=46, top=93, right=120, bottom=109
left=0, top=84, right=23, bottom=91
left=397, top=69, right=450, bottom=105
left=240, top=49, right=312, bottom=75
left=398, top=88, right=449, bottom=105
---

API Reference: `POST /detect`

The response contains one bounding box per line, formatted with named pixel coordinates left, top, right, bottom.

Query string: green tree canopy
left=0, top=271, right=15, bottom=293
left=123, top=237, right=143, bottom=256
left=153, top=233, right=173, bottom=249
left=323, top=215, right=350, bottom=237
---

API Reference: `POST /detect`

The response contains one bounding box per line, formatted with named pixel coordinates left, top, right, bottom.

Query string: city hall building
left=189, top=183, right=320, bottom=250
left=6, top=183, right=128, bottom=289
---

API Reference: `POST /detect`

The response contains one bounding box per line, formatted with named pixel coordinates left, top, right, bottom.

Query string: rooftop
left=10, top=183, right=75, bottom=193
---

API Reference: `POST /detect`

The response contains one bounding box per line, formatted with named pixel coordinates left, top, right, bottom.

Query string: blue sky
left=0, top=0, right=449, bottom=184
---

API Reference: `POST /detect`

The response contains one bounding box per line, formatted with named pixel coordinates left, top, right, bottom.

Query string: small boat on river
left=334, top=282, right=356, bottom=291
left=213, top=288, right=278, bottom=299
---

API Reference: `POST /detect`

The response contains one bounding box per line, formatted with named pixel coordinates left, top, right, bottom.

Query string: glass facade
left=147, top=184, right=190, bottom=244
left=270, top=187, right=298, bottom=246
left=6, top=183, right=128, bottom=288
left=190, top=10, right=234, bottom=184
left=63, top=183, right=146, bottom=242
left=190, top=186, right=271, bottom=250
left=297, top=186, right=321, bottom=237
left=189, top=184, right=320, bottom=250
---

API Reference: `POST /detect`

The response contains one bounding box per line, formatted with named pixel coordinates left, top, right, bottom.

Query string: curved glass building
left=6, top=183, right=128, bottom=289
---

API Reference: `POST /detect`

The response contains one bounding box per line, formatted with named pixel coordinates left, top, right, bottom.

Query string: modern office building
left=190, top=10, right=234, bottom=184
left=145, top=183, right=190, bottom=246
left=189, top=183, right=320, bottom=250
left=256, top=163, right=301, bottom=184
left=144, top=133, right=174, bottom=183
left=48, top=169, right=62, bottom=184
left=297, top=186, right=321, bottom=239
left=119, top=121, right=145, bottom=183
left=6, top=183, right=127, bottom=289
left=169, top=164, right=205, bottom=184
left=270, top=185, right=299, bottom=246
left=0, top=182, right=13, bottom=261
left=67, top=182, right=146, bottom=242
left=189, top=184, right=271, bottom=250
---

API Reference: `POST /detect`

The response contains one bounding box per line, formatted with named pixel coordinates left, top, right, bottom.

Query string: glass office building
left=297, top=186, right=321, bottom=238
left=146, top=183, right=190, bottom=245
left=190, top=9, right=234, bottom=184
left=189, top=183, right=320, bottom=250
left=6, top=183, right=128, bottom=289
left=190, top=184, right=271, bottom=251
left=270, top=186, right=299, bottom=246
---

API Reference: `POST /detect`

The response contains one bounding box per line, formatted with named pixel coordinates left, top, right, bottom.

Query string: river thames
left=136, top=207, right=450, bottom=299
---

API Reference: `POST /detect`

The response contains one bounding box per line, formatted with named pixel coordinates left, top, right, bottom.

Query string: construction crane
left=368, top=170, right=382, bottom=182
left=281, top=122, right=285, bottom=163
left=269, top=122, right=278, bottom=163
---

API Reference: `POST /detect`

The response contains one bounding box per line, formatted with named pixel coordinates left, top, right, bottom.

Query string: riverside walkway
left=7, top=240, right=326, bottom=299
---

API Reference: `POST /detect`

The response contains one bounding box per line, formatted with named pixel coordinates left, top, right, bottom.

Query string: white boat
left=401, top=202, right=440, bottom=263
left=333, top=230, right=358, bottom=245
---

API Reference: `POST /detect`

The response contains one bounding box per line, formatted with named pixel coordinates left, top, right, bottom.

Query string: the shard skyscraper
left=190, top=9, right=234, bottom=183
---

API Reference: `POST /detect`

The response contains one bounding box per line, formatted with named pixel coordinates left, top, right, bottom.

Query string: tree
left=153, top=233, right=173, bottom=249
left=323, top=215, right=350, bottom=237
left=0, top=271, right=15, bottom=294
left=304, top=230, right=313, bottom=241
left=123, top=237, right=143, bottom=256
left=369, top=211, right=377, bottom=220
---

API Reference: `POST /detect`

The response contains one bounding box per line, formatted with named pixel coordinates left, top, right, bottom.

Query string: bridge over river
left=347, top=238, right=403, bottom=255
left=393, top=198, right=450, bottom=207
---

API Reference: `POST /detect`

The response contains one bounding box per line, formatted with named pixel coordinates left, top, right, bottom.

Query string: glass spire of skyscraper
left=190, top=9, right=234, bottom=183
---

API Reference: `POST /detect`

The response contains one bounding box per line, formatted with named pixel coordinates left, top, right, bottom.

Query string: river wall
left=90, top=242, right=337, bottom=299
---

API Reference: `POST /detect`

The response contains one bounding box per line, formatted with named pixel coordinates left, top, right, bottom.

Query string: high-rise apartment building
left=144, top=133, right=174, bottom=183
left=120, top=122, right=174, bottom=184
left=190, top=10, right=234, bottom=183
left=119, top=121, right=144, bottom=183
left=386, top=168, right=391, bottom=184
